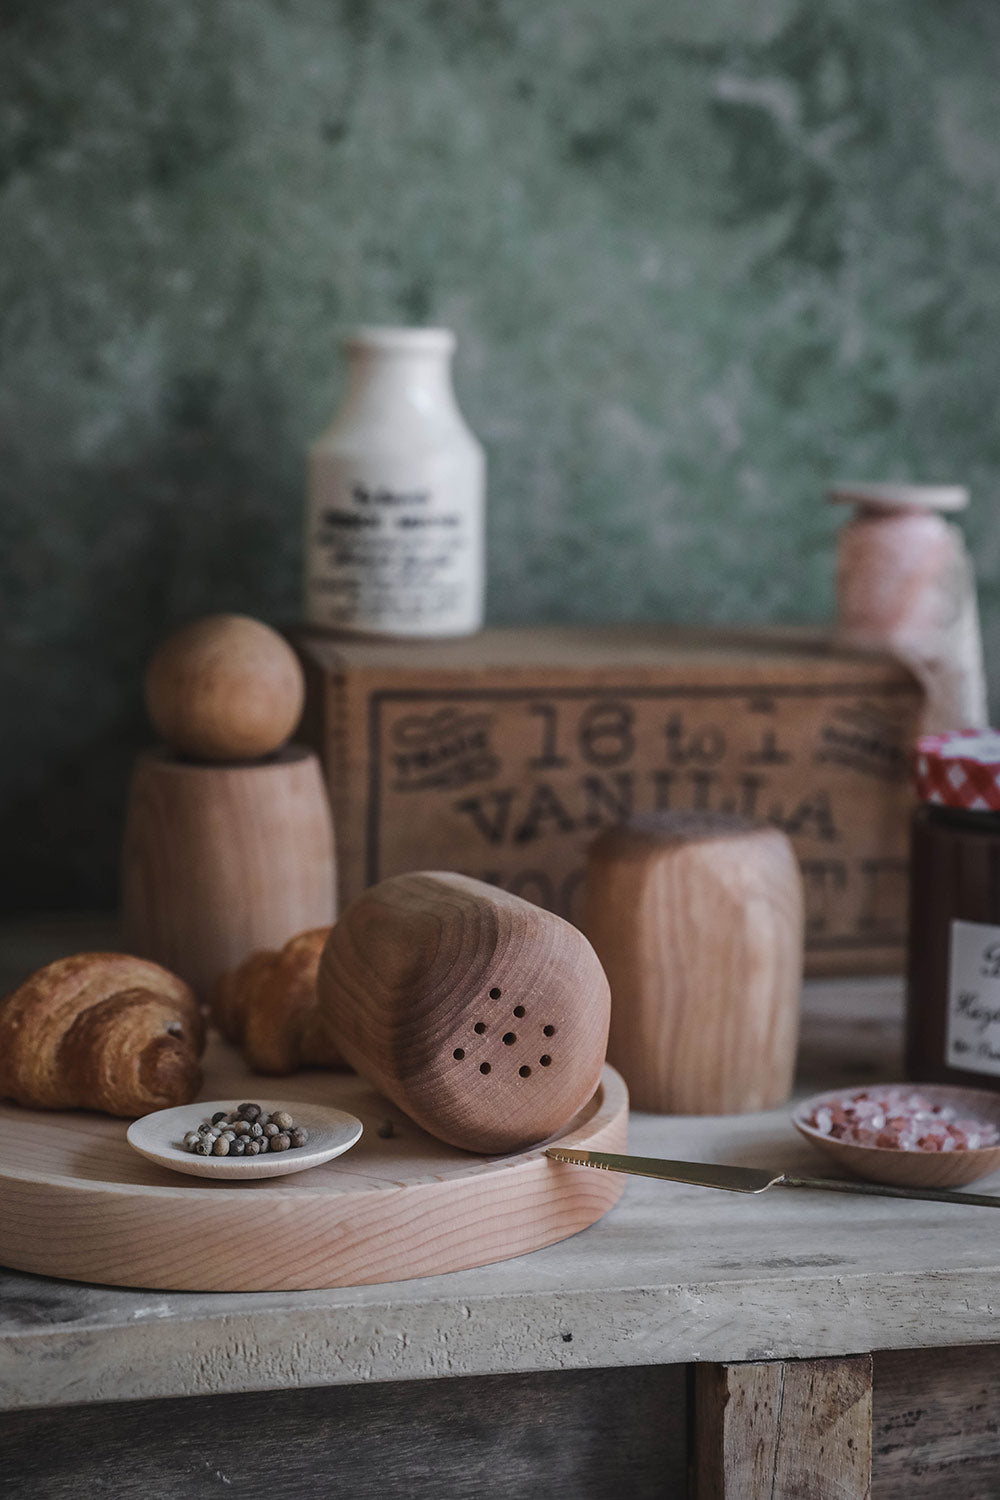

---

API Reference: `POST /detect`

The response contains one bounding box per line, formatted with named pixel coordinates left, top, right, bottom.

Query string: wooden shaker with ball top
left=122, top=614, right=337, bottom=997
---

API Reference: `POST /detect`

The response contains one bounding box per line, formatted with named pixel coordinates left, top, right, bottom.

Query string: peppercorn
left=180, top=1105, right=308, bottom=1158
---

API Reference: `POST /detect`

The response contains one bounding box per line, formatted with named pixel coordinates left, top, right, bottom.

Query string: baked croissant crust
left=0, top=952, right=204, bottom=1116
left=210, top=927, right=345, bottom=1074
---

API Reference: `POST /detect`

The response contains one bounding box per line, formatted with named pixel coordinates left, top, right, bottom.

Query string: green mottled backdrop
left=3, top=0, right=1000, bottom=911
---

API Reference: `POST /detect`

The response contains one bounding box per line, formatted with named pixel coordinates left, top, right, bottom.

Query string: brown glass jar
left=906, top=732, right=1000, bottom=1088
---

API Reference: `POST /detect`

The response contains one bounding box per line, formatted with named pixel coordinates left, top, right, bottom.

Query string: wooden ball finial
left=144, top=614, right=305, bottom=762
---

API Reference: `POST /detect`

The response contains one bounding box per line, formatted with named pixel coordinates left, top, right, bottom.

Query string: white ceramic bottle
left=305, top=326, right=485, bottom=637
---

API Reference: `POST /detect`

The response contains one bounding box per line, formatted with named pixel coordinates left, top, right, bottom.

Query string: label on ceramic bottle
left=946, top=919, right=1000, bottom=1076
left=307, top=461, right=482, bottom=636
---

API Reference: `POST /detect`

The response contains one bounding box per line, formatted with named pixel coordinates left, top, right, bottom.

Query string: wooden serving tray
left=0, top=1037, right=628, bottom=1292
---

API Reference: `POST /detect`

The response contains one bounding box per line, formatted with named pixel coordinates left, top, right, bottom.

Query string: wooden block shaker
left=122, top=614, right=337, bottom=997
left=319, top=871, right=611, bottom=1154
left=583, top=812, right=804, bottom=1114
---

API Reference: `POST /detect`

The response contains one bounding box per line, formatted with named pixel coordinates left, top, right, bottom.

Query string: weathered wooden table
left=2, top=920, right=1000, bottom=1498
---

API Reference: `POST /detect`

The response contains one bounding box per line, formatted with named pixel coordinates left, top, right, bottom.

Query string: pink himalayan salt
left=806, top=1088, right=1000, bottom=1152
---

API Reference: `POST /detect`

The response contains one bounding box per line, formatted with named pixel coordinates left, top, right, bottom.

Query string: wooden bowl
left=792, top=1084, right=1000, bottom=1188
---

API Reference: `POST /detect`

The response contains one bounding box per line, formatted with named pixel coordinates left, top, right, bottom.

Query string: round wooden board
left=0, top=1037, right=628, bottom=1292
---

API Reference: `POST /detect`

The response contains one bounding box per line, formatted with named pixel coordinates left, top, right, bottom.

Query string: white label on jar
left=946, top=918, right=1000, bottom=1075
left=306, top=457, right=483, bottom=637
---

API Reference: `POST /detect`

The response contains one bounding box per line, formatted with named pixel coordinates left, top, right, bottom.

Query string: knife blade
left=545, top=1147, right=1000, bottom=1208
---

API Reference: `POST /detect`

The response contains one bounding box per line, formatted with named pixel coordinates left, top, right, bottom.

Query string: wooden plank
left=10, top=964, right=1000, bottom=1411
left=873, top=1343, right=1000, bottom=1497
left=695, top=1355, right=873, bottom=1499
left=0, top=1036, right=626, bottom=1292
left=0, top=1364, right=688, bottom=1500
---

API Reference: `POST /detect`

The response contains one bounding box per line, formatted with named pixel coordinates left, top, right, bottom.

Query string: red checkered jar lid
left=913, top=730, right=1000, bottom=812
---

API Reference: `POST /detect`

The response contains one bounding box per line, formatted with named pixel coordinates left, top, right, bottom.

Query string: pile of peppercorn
left=181, top=1102, right=309, bottom=1157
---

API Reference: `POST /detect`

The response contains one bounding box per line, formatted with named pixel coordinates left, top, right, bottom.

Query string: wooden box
left=297, top=625, right=923, bottom=976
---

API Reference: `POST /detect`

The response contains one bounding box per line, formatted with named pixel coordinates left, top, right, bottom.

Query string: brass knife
left=545, top=1147, right=1000, bottom=1208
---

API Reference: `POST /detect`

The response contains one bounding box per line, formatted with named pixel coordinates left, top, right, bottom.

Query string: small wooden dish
left=127, top=1098, right=363, bottom=1181
left=792, top=1084, right=1000, bottom=1189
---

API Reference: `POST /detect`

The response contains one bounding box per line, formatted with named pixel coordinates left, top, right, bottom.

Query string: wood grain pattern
left=872, top=1344, right=1000, bottom=1498
left=0, top=1364, right=687, bottom=1500
left=584, top=813, right=804, bottom=1114
left=0, top=1034, right=627, bottom=1292
left=695, top=1356, right=873, bottom=1500
left=318, top=871, right=612, bottom=1154
left=121, top=746, right=337, bottom=997
left=145, top=612, right=305, bottom=761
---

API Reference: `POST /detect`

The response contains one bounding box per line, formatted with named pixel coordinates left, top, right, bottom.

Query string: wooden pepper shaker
left=318, top=871, right=611, bottom=1153
left=121, top=614, right=337, bottom=997
left=583, top=812, right=803, bottom=1115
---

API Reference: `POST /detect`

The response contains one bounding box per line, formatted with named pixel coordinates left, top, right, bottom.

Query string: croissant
left=210, top=927, right=345, bottom=1074
left=0, top=952, right=204, bottom=1116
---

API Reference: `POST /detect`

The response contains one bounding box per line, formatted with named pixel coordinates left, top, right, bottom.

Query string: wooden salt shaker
left=829, top=482, right=988, bottom=734
left=122, top=614, right=337, bottom=997
left=318, top=871, right=611, bottom=1153
left=583, top=813, right=803, bottom=1115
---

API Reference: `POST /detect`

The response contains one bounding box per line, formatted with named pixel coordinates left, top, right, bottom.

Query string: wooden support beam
left=873, top=1343, right=1000, bottom=1497
left=695, top=1354, right=873, bottom=1499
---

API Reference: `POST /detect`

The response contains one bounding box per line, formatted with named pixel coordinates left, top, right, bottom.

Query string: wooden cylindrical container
left=583, top=812, right=804, bottom=1114
left=122, top=746, right=337, bottom=998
